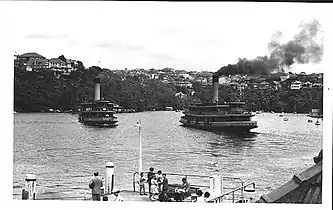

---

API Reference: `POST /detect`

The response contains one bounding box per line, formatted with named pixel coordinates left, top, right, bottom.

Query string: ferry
left=179, top=75, right=257, bottom=133
left=78, top=77, right=118, bottom=127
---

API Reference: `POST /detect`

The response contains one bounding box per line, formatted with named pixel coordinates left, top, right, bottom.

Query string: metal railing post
left=232, top=191, right=235, bottom=203
left=241, top=182, right=244, bottom=203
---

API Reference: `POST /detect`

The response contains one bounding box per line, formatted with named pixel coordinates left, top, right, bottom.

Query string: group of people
left=174, top=177, right=191, bottom=201
left=139, top=167, right=169, bottom=198
left=89, top=172, right=123, bottom=201
left=139, top=167, right=195, bottom=202
left=195, top=190, right=211, bottom=203
left=89, top=169, right=210, bottom=202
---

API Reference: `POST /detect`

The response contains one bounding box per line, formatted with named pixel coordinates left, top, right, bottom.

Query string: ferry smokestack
left=94, top=77, right=101, bottom=101
left=212, top=75, right=219, bottom=103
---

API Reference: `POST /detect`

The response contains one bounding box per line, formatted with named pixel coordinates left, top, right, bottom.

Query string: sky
left=3, top=1, right=331, bottom=73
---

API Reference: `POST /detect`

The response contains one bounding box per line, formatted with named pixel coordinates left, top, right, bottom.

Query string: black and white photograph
left=1, top=0, right=332, bottom=208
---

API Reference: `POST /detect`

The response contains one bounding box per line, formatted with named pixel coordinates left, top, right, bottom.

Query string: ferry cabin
left=182, top=102, right=254, bottom=124
left=80, top=100, right=117, bottom=124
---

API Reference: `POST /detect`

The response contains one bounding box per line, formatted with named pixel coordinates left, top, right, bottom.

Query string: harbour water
left=13, top=111, right=323, bottom=200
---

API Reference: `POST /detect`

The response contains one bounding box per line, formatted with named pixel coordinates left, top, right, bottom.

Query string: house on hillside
left=273, top=81, right=282, bottom=90
left=66, top=59, right=78, bottom=71
left=280, top=75, right=290, bottom=82
left=175, top=92, right=187, bottom=99
left=302, top=81, right=313, bottom=89
left=218, top=77, right=228, bottom=84
left=312, top=83, right=323, bottom=89
left=15, top=52, right=47, bottom=71
left=290, top=81, right=302, bottom=90
left=259, top=81, right=270, bottom=90
left=165, top=106, right=173, bottom=111
left=16, top=52, right=46, bottom=64
left=298, top=72, right=308, bottom=81
left=180, top=73, right=190, bottom=79
left=176, top=81, right=192, bottom=88
left=150, top=74, right=159, bottom=80
left=15, top=52, right=78, bottom=75
left=26, top=58, right=49, bottom=71
left=49, top=58, right=69, bottom=75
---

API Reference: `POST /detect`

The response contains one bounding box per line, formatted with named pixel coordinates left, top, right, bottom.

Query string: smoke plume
left=269, top=19, right=323, bottom=70
left=216, top=19, right=323, bottom=76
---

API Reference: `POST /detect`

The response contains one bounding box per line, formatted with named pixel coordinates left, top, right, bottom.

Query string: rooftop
left=26, top=58, right=49, bottom=66
left=256, top=150, right=323, bottom=203
left=49, top=58, right=66, bottom=64
left=20, top=52, right=45, bottom=59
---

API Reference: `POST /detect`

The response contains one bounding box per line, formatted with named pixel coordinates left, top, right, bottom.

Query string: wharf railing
left=132, top=171, right=244, bottom=196
left=206, top=182, right=256, bottom=203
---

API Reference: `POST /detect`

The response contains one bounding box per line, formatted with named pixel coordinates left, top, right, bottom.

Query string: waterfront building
left=290, top=81, right=302, bottom=90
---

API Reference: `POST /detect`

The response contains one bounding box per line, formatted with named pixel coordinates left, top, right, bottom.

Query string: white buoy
left=105, top=162, right=114, bottom=195
left=25, top=174, right=37, bottom=200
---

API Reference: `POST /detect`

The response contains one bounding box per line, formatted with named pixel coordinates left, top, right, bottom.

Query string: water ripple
left=13, top=112, right=323, bottom=199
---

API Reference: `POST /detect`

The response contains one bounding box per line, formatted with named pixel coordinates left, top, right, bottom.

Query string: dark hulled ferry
left=78, top=77, right=118, bottom=127
left=179, top=75, right=257, bottom=133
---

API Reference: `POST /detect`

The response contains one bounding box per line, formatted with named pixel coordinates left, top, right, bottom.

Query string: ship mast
left=137, top=119, right=143, bottom=173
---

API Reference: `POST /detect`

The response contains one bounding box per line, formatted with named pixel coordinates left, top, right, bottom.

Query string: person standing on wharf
left=89, top=172, right=103, bottom=201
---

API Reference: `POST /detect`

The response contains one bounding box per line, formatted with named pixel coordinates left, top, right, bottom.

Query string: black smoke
left=269, top=19, right=323, bottom=69
left=216, top=19, right=323, bottom=76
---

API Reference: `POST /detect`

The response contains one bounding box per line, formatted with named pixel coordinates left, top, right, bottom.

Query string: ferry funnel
left=94, top=77, right=101, bottom=101
left=212, top=75, right=219, bottom=103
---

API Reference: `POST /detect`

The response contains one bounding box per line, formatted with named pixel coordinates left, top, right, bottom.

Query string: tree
left=58, top=55, right=67, bottom=63
left=76, top=61, right=85, bottom=71
left=192, top=82, right=202, bottom=92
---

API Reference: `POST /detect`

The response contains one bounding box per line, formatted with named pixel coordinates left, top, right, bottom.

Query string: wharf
left=37, top=190, right=194, bottom=202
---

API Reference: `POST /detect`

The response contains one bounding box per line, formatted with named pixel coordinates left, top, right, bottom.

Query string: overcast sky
left=5, top=1, right=332, bottom=73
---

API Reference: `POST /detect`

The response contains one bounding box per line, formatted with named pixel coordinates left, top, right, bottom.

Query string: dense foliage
left=194, top=84, right=323, bottom=113
left=14, top=66, right=322, bottom=113
left=14, top=67, right=185, bottom=112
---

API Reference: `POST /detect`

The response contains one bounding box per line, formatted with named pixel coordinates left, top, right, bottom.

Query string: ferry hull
left=78, top=118, right=118, bottom=127
left=179, top=119, right=257, bottom=133
left=81, top=121, right=118, bottom=127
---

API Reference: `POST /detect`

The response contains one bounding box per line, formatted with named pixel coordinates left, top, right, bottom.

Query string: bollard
left=25, top=174, right=37, bottom=200
left=214, top=175, right=223, bottom=196
left=105, top=162, right=114, bottom=195
left=209, top=176, right=215, bottom=194
left=209, top=175, right=223, bottom=197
